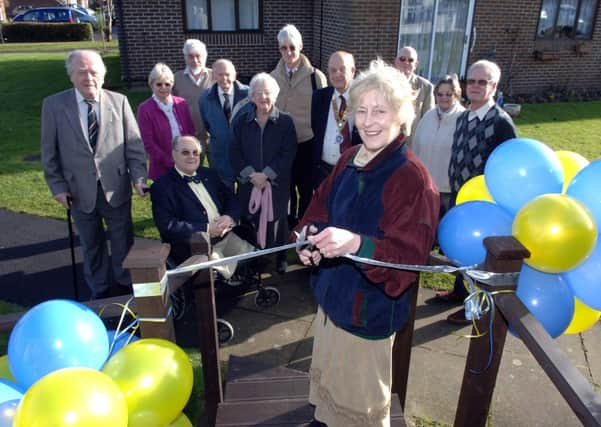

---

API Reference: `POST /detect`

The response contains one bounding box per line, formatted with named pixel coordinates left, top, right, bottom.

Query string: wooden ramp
left=216, top=355, right=407, bottom=426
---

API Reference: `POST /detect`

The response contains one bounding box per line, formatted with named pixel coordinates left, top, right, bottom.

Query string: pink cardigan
left=137, top=96, right=196, bottom=180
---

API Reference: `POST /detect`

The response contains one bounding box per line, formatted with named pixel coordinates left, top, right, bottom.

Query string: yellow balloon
left=512, top=194, right=597, bottom=273
left=556, top=151, right=589, bottom=193
left=13, top=368, right=127, bottom=427
left=456, top=175, right=494, bottom=205
left=0, top=355, right=16, bottom=383
left=102, top=338, right=193, bottom=427
left=168, top=413, right=194, bottom=427
left=564, top=298, right=601, bottom=334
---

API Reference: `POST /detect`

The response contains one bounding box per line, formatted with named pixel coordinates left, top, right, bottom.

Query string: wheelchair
left=167, top=221, right=280, bottom=345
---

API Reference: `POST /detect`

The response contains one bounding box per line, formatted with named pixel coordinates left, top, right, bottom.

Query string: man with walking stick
left=41, top=49, right=148, bottom=300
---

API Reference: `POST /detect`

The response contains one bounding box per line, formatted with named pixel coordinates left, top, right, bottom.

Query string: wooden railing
left=2, top=235, right=601, bottom=426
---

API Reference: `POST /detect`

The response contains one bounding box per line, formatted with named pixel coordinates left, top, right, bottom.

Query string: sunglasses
left=177, top=149, right=201, bottom=157
left=155, top=82, right=172, bottom=88
left=466, top=79, right=492, bottom=87
left=436, top=92, right=454, bottom=97
left=397, top=56, right=415, bottom=63
left=279, top=45, right=296, bottom=52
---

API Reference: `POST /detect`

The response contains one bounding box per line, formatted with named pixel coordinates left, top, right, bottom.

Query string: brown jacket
left=270, top=54, right=326, bottom=143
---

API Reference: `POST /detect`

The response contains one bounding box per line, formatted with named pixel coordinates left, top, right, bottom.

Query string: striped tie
left=85, top=100, right=98, bottom=152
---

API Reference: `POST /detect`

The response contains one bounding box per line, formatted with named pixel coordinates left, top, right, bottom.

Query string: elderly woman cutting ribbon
left=295, top=59, right=439, bottom=427
left=231, top=73, right=297, bottom=273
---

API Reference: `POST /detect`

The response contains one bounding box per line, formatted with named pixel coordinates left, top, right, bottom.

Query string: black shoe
left=309, top=420, right=327, bottom=427
left=91, top=289, right=110, bottom=300
left=277, top=258, right=288, bottom=275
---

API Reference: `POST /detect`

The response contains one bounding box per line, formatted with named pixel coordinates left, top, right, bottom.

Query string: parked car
left=13, top=7, right=98, bottom=29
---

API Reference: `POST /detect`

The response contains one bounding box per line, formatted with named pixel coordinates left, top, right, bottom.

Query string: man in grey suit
left=41, top=49, right=148, bottom=299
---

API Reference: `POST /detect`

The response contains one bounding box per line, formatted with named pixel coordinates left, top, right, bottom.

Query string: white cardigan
left=412, top=103, right=466, bottom=193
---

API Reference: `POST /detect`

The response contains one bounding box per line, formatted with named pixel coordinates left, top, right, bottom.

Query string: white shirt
left=174, top=166, right=220, bottom=231
left=184, top=66, right=209, bottom=87
left=75, top=89, right=100, bottom=144
left=468, top=98, right=495, bottom=121
left=322, top=90, right=352, bottom=165
left=153, top=95, right=180, bottom=140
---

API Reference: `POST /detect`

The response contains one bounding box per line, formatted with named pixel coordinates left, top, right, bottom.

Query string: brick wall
left=117, top=0, right=601, bottom=95
left=117, top=0, right=315, bottom=85
left=313, top=0, right=400, bottom=73
left=468, top=0, right=601, bottom=96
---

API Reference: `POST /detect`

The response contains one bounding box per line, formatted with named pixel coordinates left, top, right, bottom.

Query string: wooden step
left=215, top=396, right=406, bottom=426
left=225, top=375, right=310, bottom=402
left=216, top=355, right=407, bottom=426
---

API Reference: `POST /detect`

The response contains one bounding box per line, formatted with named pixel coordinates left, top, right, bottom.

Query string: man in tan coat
left=270, top=24, right=326, bottom=240
left=394, top=46, right=434, bottom=145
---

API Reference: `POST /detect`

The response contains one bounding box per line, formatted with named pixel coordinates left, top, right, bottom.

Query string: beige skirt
left=309, top=307, right=395, bottom=427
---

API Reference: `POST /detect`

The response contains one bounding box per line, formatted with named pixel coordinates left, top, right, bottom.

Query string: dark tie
left=288, top=70, right=294, bottom=80
left=338, top=95, right=351, bottom=152
left=339, top=95, right=346, bottom=120
left=223, top=93, right=231, bottom=121
left=183, top=174, right=202, bottom=184
left=85, top=100, right=98, bottom=152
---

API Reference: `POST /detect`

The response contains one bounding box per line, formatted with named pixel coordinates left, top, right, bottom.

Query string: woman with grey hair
left=270, top=24, right=327, bottom=235
left=173, top=39, right=214, bottom=159
left=295, top=60, right=439, bottom=427
left=413, top=73, right=465, bottom=219
left=231, top=73, right=297, bottom=272
left=137, top=62, right=195, bottom=180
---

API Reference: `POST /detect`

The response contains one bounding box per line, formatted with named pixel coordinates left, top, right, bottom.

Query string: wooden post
left=123, top=241, right=174, bottom=341
left=453, top=236, right=530, bottom=427
left=189, top=232, right=222, bottom=427
left=391, top=281, right=419, bottom=410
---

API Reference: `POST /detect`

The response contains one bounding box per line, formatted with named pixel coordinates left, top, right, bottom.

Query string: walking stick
left=66, top=196, right=79, bottom=301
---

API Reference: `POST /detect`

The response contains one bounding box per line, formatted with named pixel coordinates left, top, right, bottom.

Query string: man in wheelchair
left=150, top=135, right=258, bottom=286
left=150, top=135, right=281, bottom=344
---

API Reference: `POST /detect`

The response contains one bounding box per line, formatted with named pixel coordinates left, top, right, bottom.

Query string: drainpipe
left=114, top=0, right=131, bottom=86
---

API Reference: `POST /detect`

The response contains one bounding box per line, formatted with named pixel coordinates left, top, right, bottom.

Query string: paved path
left=1, top=208, right=600, bottom=426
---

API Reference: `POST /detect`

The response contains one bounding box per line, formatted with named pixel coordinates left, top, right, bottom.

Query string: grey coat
left=41, top=88, right=147, bottom=213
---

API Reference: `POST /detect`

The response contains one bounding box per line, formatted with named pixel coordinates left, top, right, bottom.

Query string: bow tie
left=182, top=174, right=202, bottom=184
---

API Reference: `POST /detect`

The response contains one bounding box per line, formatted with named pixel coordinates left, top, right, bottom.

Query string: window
left=185, top=0, right=260, bottom=31
left=537, top=0, right=598, bottom=39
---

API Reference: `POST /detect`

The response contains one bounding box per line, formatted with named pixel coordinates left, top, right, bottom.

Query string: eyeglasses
left=279, top=45, right=296, bottom=52
left=397, top=56, right=415, bottom=63
left=155, top=82, right=172, bottom=88
left=177, top=149, right=201, bottom=157
left=466, top=79, right=492, bottom=86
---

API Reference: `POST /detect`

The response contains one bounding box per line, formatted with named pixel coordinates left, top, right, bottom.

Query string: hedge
left=2, top=23, right=93, bottom=42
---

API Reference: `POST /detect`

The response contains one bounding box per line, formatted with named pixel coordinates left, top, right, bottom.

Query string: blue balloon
left=567, top=159, right=601, bottom=231
left=438, top=201, right=513, bottom=266
left=0, top=399, right=20, bottom=427
left=485, top=138, right=563, bottom=215
left=0, top=379, right=23, bottom=403
left=562, top=242, right=601, bottom=310
left=8, top=299, right=109, bottom=389
left=516, top=265, right=574, bottom=338
left=106, top=329, right=140, bottom=359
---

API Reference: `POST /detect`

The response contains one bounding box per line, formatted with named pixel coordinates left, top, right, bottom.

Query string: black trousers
left=289, top=140, right=314, bottom=224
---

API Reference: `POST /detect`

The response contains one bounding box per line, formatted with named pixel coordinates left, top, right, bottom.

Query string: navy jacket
left=230, top=105, right=297, bottom=220
left=150, top=167, right=240, bottom=263
left=200, top=81, right=249, bottom=185
left=311, top=86, right=361, bottom=188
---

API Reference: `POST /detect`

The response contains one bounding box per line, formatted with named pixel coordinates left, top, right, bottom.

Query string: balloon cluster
left=439, top=138, right=601, bottom=338
left=0, top=299, right=194, bottom=426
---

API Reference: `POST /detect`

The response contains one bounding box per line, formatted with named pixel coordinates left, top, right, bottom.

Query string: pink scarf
left=248, top=182, right=274, bottom=249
